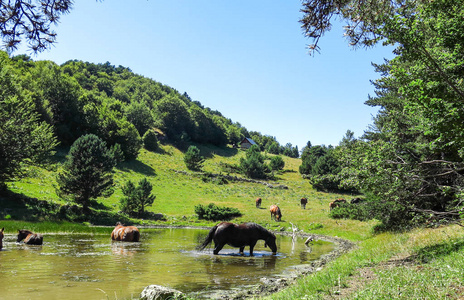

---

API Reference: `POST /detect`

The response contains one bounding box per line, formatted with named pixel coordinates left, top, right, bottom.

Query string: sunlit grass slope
left=5, top=144, right=374, bottom=240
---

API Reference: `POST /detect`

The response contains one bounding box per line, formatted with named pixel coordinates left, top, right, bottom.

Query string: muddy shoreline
left=137, top=225, right=355, bottom=299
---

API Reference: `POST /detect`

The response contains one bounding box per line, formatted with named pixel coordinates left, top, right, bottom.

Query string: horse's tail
left=197, top=225, right=218, bottom=250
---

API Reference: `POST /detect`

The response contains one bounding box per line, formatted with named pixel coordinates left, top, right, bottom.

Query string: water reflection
left=0, top=228, right=334, bottom=300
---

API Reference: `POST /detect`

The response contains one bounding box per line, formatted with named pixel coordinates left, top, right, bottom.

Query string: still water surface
left=0, top=228, right=333, bottom=299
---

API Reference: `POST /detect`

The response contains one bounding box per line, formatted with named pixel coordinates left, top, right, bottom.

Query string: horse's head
left=17, top=229, right=32, bottom=242
left=264, top=234, right=277, bottom=255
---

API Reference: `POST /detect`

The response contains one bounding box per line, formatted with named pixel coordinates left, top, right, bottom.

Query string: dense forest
left=0, top=51, right=300, bottom=184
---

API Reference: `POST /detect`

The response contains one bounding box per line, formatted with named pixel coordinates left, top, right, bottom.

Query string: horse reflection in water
left=0, top=227, right=4, bottom=250
left=17, top=230, right=43, bottom=245
left=198, top=222, right=277, bottom=256
left=111, top=222, right=140, bottom=242
left=111, top=243, right=139, bottom=257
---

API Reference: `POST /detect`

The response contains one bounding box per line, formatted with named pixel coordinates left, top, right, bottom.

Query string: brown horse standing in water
left=198, top=222, right=277, bottom=256
left=270, top=204, right=282, bottom=221
left=17, top=230, right=43, bottom=245
left=0, top=227, right=4, bottom=250
left=111, top=222, right=140, bottom=242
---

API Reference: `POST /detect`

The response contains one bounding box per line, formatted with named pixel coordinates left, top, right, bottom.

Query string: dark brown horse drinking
left=270, top=204, right=282, bottom=221
left=17, top=230, right=43, bottom=245
left=111, top=222, right=140, bottom=242
left=197, top=222, right=277, bottom=256
left=0, top=227, right=4, bottom=250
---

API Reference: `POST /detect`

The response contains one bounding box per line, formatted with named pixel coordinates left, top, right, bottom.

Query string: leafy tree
left=125, top=101, right=154, bottom=136
left=0, top=0, right=72, bottom=53
left=56, top=134, right=116, bottom=212
left=154, top=95, right=193, bottom=141
left=307, top=0, right=464, bottom=227
left=0, top=53, right=58, bottom=189
left=184, top=146, right=205, bottom=171
left=120, top=178, right=156, bottom=216
left=143, top=129, right=159, bottom=152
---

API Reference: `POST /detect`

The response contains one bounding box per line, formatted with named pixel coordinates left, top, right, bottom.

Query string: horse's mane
left=19, top=229, right=33, bottom=234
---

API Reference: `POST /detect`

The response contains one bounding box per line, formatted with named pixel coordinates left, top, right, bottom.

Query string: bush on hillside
left=143, top=129, right=159, bottom=152
left=194, top=203, right=242, bottom=221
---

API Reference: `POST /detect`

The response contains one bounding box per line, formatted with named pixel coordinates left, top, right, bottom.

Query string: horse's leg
left=239, top=246, right=245, bottom=255
left=213, top=242, right=225, bottom=255
left=249, top=242, right=257, bottom=256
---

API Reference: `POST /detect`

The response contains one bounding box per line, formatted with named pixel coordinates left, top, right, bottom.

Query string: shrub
left=194, top=203, right=242, bottom=221
left=143, top=129, right=159, bottom=152
left=269, top=155, right=285, bottom=171
left=184, top=145, right=205, bottom=171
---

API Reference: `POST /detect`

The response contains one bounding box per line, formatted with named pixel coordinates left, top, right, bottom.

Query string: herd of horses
left=0, top=197, right=362, bottom=256
left=0, top=222, right=276, bottom=257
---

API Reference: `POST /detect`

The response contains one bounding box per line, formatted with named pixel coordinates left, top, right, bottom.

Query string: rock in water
left=140, top=285, right=185, bottom=300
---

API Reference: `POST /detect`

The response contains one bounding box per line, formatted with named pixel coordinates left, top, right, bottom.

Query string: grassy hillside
left=2, top=144, right=464, bottom=299
left=3, top=144, right=373, bottom=239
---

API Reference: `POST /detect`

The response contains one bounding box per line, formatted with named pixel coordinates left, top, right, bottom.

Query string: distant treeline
left=3, top=52, right=298, bottom=159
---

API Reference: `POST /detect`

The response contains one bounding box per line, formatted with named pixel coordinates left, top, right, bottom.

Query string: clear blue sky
left=16, top=0, right=394, bottom=150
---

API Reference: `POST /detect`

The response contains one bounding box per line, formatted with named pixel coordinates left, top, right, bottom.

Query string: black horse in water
left=197, top=222, right=277, bottom=256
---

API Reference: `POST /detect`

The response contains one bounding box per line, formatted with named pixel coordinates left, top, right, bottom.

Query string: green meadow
left=2, top=144, right=464, bottom=299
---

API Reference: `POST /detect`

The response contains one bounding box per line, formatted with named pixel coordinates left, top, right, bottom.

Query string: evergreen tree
left=184, top=145, right=205, bottom=171
left=56, top=134, right=116, bottom=212
left=120, top=178, right=156, bottom=216
left=240, top=145, right=270, bottom=179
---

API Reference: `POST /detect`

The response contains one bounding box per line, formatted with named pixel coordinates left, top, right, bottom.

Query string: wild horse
left=198, top=222, right=277, bottom=256
left=270, top=204, right=282, bottom=221
left=17, top=230, right=43, bottom=245
left=111, top=222, right=140, bottom=242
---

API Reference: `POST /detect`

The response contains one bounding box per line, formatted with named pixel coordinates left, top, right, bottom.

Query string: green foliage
left=125, top=101, right=154, bottom=136
left=239, top=144, right=270, bottom=179
left=194, top=203, right=242, bottom=221
left=142, top=129, right=159, bottom=152
left=184, top=145, right=205, bottom=171
left=120, top=178, right=156, bottom=216
left=56, top=134, right=116, bottom=211
left=0, top=54, right=58, bottom=186
left=269, top=155, right=285, bottom=171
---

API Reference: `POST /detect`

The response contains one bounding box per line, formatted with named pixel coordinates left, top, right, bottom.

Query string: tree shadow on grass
left=117, top=159, right=157, bottom=177
left=0, top=190, right=131, bottom=226
left=415, top=239, right=464, bottom=263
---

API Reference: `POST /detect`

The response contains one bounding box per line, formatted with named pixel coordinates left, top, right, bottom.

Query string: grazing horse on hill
left=17, top=230, right=43, bottom=245
left=197, top=222, right=277, bottom=256
left=329, top=198, right=347, bottom=210
left=270, top=204, right=282, bottom=221
left=111, top=222, right=140, bottom=242
left=0, top=227, right=4, bottom=250
left=300, top=197, right=308, bottom=209
left=255, top=197, right=262, bottom=208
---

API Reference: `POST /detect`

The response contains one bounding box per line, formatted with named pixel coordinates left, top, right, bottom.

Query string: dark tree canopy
left=0, top=0, right=73, bottom=53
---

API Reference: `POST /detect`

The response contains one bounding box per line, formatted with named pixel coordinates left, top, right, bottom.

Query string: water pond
left=0, top=227, right=334, bottom=299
